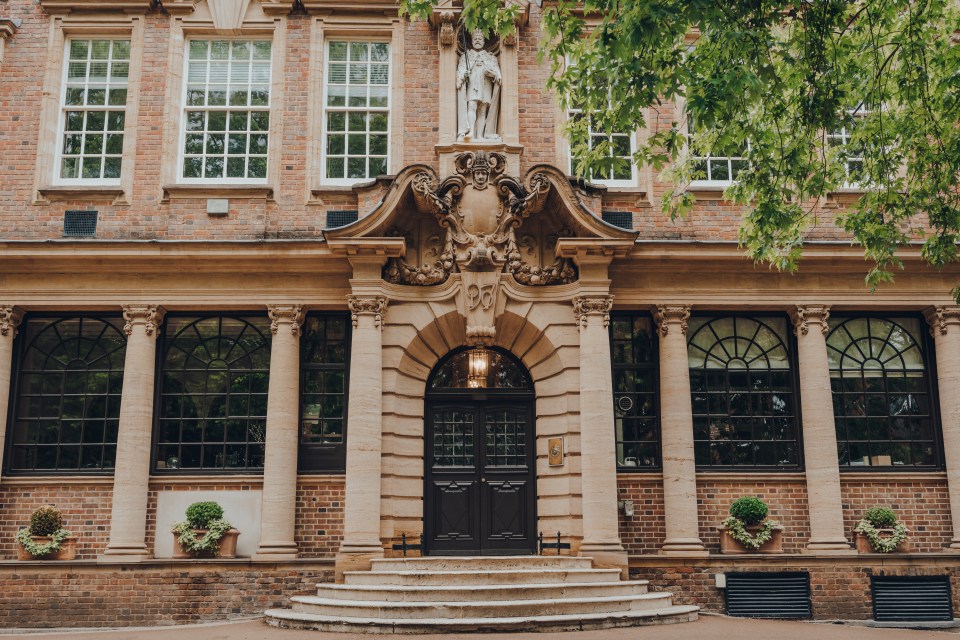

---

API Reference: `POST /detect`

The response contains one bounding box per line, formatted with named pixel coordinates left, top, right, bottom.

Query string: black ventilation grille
left=725, top=572, right=812, bottom=619
left=326, top=210, right=359, bottom=229
left=601, top=210, right=633, bottom=230
left=872, top=576, right=953, bottom=622
left=63, top=210, right=98, bottom=237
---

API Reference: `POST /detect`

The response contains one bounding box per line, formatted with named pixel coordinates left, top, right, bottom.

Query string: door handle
left=481, top=477, right=486, bottom=483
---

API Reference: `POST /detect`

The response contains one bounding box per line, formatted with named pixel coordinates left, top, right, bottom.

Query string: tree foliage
left=400, top=0, right=960, bottom=296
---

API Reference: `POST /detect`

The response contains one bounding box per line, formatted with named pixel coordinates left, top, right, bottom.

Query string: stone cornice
left=348, top=295, right=388, bottom=329
left=654, top=305, right=691, bottom=338
left=925, top=305, right=960, bottom=337
left=791, top=305, right=831, bottom=336
left=572, top=296, right=613, bottom=328
left=0, top=306, right=24, bottom=338
left=268, top=304, right=305, bottom=336
left=122, top=305, right=165, bottom=336
left=39, top=1, right=151, bottom=14
left=0, top=17, right=22, bottom=39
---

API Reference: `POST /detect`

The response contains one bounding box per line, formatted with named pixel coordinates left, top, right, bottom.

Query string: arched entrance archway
left=424, top=346, right=537, bottom=555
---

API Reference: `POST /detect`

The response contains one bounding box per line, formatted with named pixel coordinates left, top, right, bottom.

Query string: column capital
left=268, top=304, right=305, bottom=337
left=438, top=10, right=455, bottom=47
left=573, top=296, right=613, bottom=328
left=925, top=306, right=960, bottom=337
left=791, top=305, right=831, bottom=336
left=0, top=305, right=24, bottom=338
left=654, top=305, right=691, bottom=338
left=121, top=305, right=165, bottom=337
left=348, top=295, right=388, bottom=329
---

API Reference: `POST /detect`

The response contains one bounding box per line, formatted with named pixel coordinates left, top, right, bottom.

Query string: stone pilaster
left=0, top=306, right=24, bottom=480
left=101, top=305, right=164, bottom=562
left=790, top=305, right=853, bottom=553
left=254, top=304, right=305, bottom=559
left=925, top=306, right=960, bottom=549
left=573, top=296, right=627, bottom=573
left=654, top=305, right=707, bottom=556
left=336, top=295, right=388, bottom=580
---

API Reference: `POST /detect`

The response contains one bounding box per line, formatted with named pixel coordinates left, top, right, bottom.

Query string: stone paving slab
left=2, top=615, right=957, bottom=640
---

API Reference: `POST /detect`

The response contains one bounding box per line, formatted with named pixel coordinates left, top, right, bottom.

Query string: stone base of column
left=98, top=544, right=152, bottom=563
left=253, top=541, right=299, bottom=561
left=804, top=539, right=855, bottom=554
left=335, top=543, right=384, bottom=583
left=660, top=537, right=709, bottom=557
left=579, top=543, right=628, bottom=578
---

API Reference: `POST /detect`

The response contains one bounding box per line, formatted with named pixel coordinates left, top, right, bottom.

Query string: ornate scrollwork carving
left=348, top=296, right=388, bottom=329
left=122, top=305, right=164, bottom=337
left=268, top=304, right=305, bottom=337
left=573, top=296, right=614, bottom=328
left=454, top=150, right=505, bottom=190
left=438, top=11, right=456, bottom=47
left=0, top=305, right=24, bottom=338
left=654, top=305, right=691, bottom=338
left=926, top=305, right=960, bottom=337
left=791, top=305, right=831, bottom=336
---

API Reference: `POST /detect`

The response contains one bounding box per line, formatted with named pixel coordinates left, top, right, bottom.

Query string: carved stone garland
left=383, top=151, right=576, bottom=288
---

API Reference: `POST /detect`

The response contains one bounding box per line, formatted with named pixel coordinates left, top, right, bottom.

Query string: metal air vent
left=601, top=210, right=633, bottom=230
left=63, top=210, right=98, bottom=237
left=872, top=575, right=953, bottom=622
left=725, top=572, right=812, bottom=619
left=326, top=210, right=359, bottom=229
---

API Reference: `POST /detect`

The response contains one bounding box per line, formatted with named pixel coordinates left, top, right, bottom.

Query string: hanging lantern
left=467, top=347, right=490, bottom=388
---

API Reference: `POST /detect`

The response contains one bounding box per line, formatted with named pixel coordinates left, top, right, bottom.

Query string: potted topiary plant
left=854, top=506, right=909, bottom=553
left=17, top=505, right=76, bottom=561
left=718, top=496, right=784, bottom=554
left=171, top=501, right=240, bottom=558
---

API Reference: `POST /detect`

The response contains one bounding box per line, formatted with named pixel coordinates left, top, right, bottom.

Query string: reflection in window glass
left=687, top=316, right=799, bottom=468
left=430, top=350, right=529, bottom=390
left=299, top=314, right=350, bottom=472
left=155, top=316, right=271, bottom=472
left=9, top=317, right=126, bottom=472
left=610, top=314, right=659, bottom=469
left=827, top=317, right=938, bottom=468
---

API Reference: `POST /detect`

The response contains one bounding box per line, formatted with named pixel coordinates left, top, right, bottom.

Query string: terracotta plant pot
left=717, top=523, right=784, bottom=554
left=172, top=529, right=240, bottom=558
left=855, top=530, right=909, bottom=553
left=17, top=535, right=78, bottom=561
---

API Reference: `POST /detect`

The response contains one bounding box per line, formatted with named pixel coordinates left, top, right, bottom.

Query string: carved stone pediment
left=325, top=157, right=637, bottom=343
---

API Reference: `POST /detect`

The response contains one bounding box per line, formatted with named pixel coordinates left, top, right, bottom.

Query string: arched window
left=827, top=317, right=939, bottom=468
left=688, top=316, right=800, bottom=468
left=154, top=315, right=271, bottom=472
left=8, top=316, right=126, bottom=472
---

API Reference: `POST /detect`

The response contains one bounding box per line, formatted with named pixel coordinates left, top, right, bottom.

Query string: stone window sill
left=161, top=184, right=274, bottom=203
left=37, top=186, right=126, bottom=204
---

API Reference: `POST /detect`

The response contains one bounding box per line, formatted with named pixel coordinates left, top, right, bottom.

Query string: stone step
left=343, top=567, right=623, bottom=586
left=369, top=555, right=594, bottom=571
left=289, top=592, right=677, bottom=619
left=264, top=604, right=700, bottom=634
left=313, top=580, right=650, bottom=602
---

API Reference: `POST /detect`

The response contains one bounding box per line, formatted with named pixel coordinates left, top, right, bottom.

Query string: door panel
left=426, top=400, right=535, bottom=555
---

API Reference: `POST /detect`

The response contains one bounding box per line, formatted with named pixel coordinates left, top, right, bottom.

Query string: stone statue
left=457, top=30, right=502, bottom=142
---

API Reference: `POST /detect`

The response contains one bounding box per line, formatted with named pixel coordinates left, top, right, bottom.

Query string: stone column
left=436, top=11, right=457, bottom=146
left=573, top=296, right=627, bottom=572
left=655, top=305, right=707, bottom=556
left=335, top=296, right=388, bottom=580
left=791, top=306, right=852, bottom=552
left=0, top=306, right=24, bottom=480
left=101, top=305, right=164, bottom=562
left=254, top=305, right=305, bottom=559
left=926, top=306, right=960, bottom=549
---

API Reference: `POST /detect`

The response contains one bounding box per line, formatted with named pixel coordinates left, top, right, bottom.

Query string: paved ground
left=3, top=616, right=957, bottom=639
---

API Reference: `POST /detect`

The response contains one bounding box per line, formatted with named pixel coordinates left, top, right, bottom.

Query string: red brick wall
left=841, top=476, right=953, bottom=552
left=0, top=483, right=113, bottom=560
left=617, top=476, right=665, bottom=555
left=696, top=477, right=811, bottom=553
left=0, top=562, right=332, bottom=629
left=295, top=478, right=345, bottom=558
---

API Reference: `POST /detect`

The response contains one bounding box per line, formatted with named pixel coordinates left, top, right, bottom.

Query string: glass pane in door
left=484, top=408, right=527, bottom=467
left=432, top=409, right=475, bottom=467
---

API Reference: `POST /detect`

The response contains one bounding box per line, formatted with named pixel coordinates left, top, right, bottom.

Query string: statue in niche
left=457, top=30, right=502, bottom=142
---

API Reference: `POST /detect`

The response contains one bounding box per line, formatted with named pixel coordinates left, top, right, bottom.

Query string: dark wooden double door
left=425, top=397, right=536, bottom=555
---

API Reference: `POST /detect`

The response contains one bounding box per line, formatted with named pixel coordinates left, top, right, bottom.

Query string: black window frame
left=687, top=313, right=804, bottom=471
left=827, top=313, right=944, bottom=471
left=298, top=311, right=351, bottom=473
left=4, top=313, right=127, bottom=476
left=609, top=311, right=662, bottom=472
left=151, top=313, right=272, bottom=475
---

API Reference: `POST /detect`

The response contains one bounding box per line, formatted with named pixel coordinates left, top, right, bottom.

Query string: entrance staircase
left=264, top=556, right=698, bottom=633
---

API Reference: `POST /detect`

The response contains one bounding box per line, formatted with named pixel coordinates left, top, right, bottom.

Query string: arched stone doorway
left=423, top=346, right=537, bottom=555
